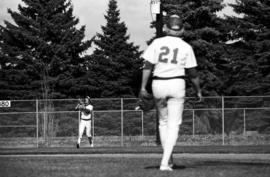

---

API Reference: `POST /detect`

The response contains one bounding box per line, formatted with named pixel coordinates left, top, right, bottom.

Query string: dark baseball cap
left=166, top=14, right=183, bottom=31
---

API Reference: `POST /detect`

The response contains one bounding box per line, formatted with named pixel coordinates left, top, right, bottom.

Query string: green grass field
left=1, top=153, right=270, bottom=177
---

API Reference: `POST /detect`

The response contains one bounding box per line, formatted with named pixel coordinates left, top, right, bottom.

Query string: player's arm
left=75, top=104, right=80, bottom=110
left=186, top=67, right=202, bottom=100
left=75, top=99, right=84, bottom=110
left=140, top=40, right=156, bottom=96
left=75, top=104, right=84, bottom=111
left=140, top=60, right=154, bottom=97
left=185, top=46, right=202, bottom=100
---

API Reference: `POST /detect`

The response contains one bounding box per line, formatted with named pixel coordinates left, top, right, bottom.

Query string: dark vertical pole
left=155, top=0, right=163, bottom=145
left=155, top=1, right=163, bottom=38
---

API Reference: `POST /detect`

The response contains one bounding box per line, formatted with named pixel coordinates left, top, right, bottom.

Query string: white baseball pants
left=152, top=78, right=185, bottom=166
left=77, top=119, right=92, bottom=144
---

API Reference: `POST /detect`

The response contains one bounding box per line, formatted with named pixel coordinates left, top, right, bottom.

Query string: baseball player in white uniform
left=140, top=14, right=202, bottom=171
left=75, top=96, right=94, bottom=148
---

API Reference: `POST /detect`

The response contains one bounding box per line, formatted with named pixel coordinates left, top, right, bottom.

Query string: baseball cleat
left=168, top=163, right=174, bottom=168
left=88, top=137, right=93, bottom=145
left=159, top=165, right=173, bottom=171
left=76, top=143, right=80, bottom=149
left=169, top=154, right=174, bottom=168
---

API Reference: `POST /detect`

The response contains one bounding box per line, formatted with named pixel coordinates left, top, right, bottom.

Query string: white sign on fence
left=0, top=100, right=11, bottom=107
left=150, top=0, right=161, bottom=14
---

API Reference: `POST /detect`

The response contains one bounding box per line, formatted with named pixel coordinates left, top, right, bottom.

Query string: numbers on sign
left=0, top=101, right=11, bottom=107
left=151, top=0, right=160, bottom=4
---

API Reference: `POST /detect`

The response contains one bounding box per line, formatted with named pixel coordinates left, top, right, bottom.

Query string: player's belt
left=152, top=76, right=186, bottom=80
left=81, top=118, right=91, bottom=121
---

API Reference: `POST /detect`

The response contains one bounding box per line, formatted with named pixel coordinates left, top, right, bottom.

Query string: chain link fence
left=0, top=96, right=270, bottom=148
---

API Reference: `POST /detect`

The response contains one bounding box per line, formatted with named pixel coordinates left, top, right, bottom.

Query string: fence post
left=43, top=112, right=46, bottom=146
left=121, top=98, right=124, bottom=146
left=243, top=109, right=246, bottom=135
left=222, top=96, right=225, bottom=145
left=192, top=110, right=195, bottom=138
left=78, top=111, right=80, bottom=137
left=92, top=111, right=95, bottom=142
left=141, top=110, right=144, bottom=139
left=36, top=99, right=39, bottom=148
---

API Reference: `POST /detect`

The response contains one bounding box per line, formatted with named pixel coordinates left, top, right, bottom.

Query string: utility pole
left=150, top=0, right=163, bottom=145
left=155, top=1, right=163, bottom=38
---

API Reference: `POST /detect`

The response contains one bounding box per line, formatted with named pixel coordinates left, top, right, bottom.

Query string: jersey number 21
left=158, top=46, right=179, bottom=64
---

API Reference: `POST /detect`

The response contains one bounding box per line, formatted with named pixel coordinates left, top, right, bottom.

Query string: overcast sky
left=0, top=0, right=237, bottom=52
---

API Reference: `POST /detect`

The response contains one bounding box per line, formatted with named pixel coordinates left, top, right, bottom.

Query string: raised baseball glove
left=136, top=93, right=155, bottom=112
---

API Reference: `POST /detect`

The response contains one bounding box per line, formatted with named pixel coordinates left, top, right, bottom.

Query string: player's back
left=151, top=36, right=196, bottom=78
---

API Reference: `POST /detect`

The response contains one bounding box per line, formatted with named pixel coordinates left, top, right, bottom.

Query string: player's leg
left=159, top=79, right=185, bottom=170
left=152, top=80, right=168, bottom=149
left=77, top=120, right=86, bottom=147
left=86, top=120, right=93, bottom=147
left=160, top=98, right=184, bottom=167
left=155, top=98, right=168, bottom=149
left=152, top=80, right=173, bottom=171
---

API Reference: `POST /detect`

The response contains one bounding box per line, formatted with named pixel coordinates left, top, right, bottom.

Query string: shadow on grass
left=145, top=164, right=186, bottom=170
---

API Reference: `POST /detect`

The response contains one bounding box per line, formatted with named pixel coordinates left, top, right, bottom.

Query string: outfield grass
left=1, top=134, right=270, bottom=148
left=1, top=145, right=270, bottom=155
left=0, top=154, right=270, bottom=177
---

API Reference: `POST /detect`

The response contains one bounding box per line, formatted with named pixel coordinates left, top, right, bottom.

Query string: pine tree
left=0, top=0, right=93, bottom=99
left=226, top=0, right=270, bottom=95
left=224, top=0, right=270, bottom=133
left=161, top=0, right=229, bottom=96
left=91, top=0, right=142, bottom=98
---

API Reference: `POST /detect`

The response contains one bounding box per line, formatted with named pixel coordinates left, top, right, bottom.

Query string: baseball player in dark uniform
left=140, top=14, right=202, bottom=171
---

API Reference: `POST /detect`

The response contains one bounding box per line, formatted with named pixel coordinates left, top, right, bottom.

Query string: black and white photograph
left=0, top=0, right=270, bottom=176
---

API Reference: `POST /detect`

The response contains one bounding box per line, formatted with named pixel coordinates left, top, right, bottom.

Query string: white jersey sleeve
left=142, top=40, right=157, bottom=64
left=185, top=47, right=197, bottom=68
left=87, top=105, right=93, bottom=111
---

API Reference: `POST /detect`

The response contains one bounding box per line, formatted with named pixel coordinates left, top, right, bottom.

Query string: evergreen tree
left=215, top=1, right=270, bottom=135
left=160, top=0, right=229, bottom=96
left=91, top=0, right=142, bottom=98
left=0, top=0, right=93, bottom=99
left=226, top=0, right=270, bottom=95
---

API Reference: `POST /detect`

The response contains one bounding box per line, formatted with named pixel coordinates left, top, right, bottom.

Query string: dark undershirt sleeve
left=186, top=67, right=199, bottom=78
